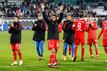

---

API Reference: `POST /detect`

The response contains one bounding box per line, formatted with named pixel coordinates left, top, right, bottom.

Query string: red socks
left=82, top=47, right=84, bottom=59
left=89, top=47, right=93, bottom=56
left=13, top=51, right=17, bottom=61
left=89, top=47, right=99, bottom=58
left=49, top=54, right=57, bottom=64
left=95, top=48, right=99, bottom=56
left=18, top=52, right=22, bottom=60
left=13, top=51, right=22, bottom=61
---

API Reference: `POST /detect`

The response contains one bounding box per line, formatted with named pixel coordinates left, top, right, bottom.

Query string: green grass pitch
left=0, top=30, right=107, bottom=71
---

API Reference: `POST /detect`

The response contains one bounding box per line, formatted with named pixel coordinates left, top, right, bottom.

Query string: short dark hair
left=14, top=15, right=19, bottom=19
left=52, top=14, right=57, bottom=17
left=79, top=14, right=84, bottom=18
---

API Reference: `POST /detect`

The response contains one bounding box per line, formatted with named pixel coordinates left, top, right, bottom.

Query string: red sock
left=89, top=47, right=92, bottom=56
left=69, top=47, right=72, bottom=55
left=49, top=54, right=53, bottom=63
left=95, top=48, right=99, bottom=56
left=74, top=46, right=78, bottom=57
left=82, top=47, right=84, bottom=59
left=13, top=51, right=17, bottom=61
left=104, top=47, right=107, bottom=54
left=53, top=54, right=57, bottom=63
left=18, top=52, right=22, bottom=60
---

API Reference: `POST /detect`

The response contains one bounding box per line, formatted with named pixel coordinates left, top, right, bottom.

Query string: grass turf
left=0, top=30, right=107, bottom=71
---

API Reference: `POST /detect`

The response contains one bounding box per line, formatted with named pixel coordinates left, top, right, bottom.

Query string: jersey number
left=77, top=23, right=81, bottom=30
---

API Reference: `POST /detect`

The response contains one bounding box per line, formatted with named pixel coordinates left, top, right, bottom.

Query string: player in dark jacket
left=62, top=15, right=75, bottom=61
left=32, top=13, right=46, bottom=60
left=41, top=3, right=64, bottom=68
left=8, top=15, right=23, bottom=65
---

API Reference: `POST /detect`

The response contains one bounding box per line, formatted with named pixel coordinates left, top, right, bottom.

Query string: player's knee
left=51, top=48, right=55, bottom=54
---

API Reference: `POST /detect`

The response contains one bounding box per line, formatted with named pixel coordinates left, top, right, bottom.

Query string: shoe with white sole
left=19, top=60, right=23, bottom=65
left=11, top=61, right=18, bottom=65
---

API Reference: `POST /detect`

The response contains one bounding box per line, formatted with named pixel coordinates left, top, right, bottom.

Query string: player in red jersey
left=86, top=14, right=99, bottom=58
left=98, top=18, right=107, bottom=61
left=73, top=15, right=86, bottom=61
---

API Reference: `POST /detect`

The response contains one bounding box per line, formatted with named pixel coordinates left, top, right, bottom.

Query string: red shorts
left=103, top=39, right=107, bottom=47
left=48, top=40, right=59, bottom=50
left=74, top=36, right=85, bottom=46
left=88, top=39, right=97, bottom=45
left=11, top=43, right=20, bottom=51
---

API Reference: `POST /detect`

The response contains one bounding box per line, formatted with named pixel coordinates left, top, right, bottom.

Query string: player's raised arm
left=57, top=5, right=64, bottom=24
left=41, top=3, right=50, bottom=23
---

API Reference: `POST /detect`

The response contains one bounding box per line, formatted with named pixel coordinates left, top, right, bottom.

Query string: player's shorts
left=74, top=36, right=85, bottom=46
left=11, top=43, right=21, bottom=51
left=48, top=40, right=59, bottom=50
left=88, top=39, right=97, bottom=45
left=103, top=39, right=107, bottom=47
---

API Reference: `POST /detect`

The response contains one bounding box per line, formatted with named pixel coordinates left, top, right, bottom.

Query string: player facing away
left=8, top=15, right=23, bottom=65
left=32, top=13, right=46, bottom=61
left=62, top=15, right=75, bottom=61
left=73, top=15, right=86, bottom=62
left=86, top=15, right=99, bottom=58
left=41, top=3, right=64, bottom=68
left=98, top=18, right=107, bottom=61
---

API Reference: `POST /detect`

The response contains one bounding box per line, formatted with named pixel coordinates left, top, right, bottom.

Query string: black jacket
left=42, top=11, right=63, bottom=40
left=62, top=20, right=75, bottom=44
left=8, top=22, right=22, bottom=44
left=32, top=20, right=46, bottom=41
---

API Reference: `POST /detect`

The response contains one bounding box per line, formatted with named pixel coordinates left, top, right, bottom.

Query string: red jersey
left=98, top=28, right=107, bottom=40
left=98, top=21, right=107, bottom=40
left=74, top=19, right=86, bottom=37
left=102, top=21, right=107, bottom=27
left=86, top=21, right=97, bottom=39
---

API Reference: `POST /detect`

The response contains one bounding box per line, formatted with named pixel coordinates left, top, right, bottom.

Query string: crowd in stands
left=0, top=0, right=107, bottom=18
